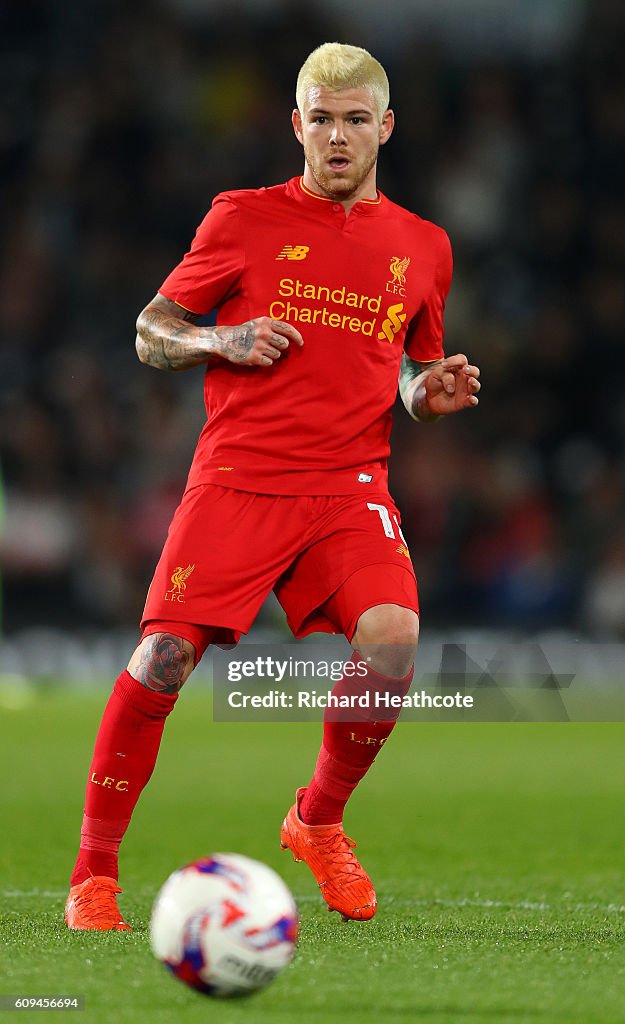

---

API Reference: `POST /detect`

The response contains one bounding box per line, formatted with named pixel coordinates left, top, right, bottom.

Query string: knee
left=352, top=605, right=419, bottom=678
left=127, top=632, right=196, bottom=693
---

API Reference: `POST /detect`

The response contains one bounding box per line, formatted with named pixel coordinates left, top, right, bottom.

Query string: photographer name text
left=227, top=690, right=474, bottom=710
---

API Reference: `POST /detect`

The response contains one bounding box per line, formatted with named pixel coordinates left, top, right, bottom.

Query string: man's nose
left=330, top=121, right=347, bottom=145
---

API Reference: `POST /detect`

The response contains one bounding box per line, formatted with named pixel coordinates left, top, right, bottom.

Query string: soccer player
left=65, top=42, right=480, bottom=930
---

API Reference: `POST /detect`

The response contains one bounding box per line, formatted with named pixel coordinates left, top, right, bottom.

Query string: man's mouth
left=328, top=157, right=350, bottom=171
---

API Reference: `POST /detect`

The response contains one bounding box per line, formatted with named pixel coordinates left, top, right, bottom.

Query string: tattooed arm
left=399, top=352, right=481, bottom=420
left=135, top=293, right=304, bottom=371
left=398, top=354, right=443, bottom=422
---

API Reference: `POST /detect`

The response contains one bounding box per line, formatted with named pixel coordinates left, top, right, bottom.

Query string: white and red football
left=150, top=853, right=298, bottom=998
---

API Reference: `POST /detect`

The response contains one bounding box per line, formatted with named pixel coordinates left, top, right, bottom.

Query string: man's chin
left=315, top=173, right=356, bottom=200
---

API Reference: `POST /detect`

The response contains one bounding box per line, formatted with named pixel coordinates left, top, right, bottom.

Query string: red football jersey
left=160, top=177, right=452, bottom=495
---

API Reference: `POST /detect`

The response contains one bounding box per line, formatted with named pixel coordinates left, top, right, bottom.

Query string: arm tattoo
left=398, top=354, right=421, bottom=410
left=398, top=354, right=441, bottom=422
left=135, top=295, right=210, bottom=371
left=135, top=295, right=261, bottom=370
left=133, top=633, right=193, bottom=693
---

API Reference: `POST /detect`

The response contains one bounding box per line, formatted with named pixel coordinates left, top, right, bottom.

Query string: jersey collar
left=286, top=176, right=385, bottom=216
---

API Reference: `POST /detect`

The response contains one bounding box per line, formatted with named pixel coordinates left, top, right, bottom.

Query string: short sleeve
left=158, top=196, right=244, bottom=315
left=404, top=229, right=453, bottom=363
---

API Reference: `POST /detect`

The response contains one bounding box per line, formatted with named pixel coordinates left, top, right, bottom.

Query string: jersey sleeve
left=404, top=228, right=453, bottom=363
left=158, top=196, right=244, bottom=315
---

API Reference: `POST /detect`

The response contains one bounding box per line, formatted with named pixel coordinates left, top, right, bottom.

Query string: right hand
left=215, top=318, right=304, bottom=367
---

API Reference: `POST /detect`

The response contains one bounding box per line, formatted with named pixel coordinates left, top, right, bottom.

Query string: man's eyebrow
left=307, top=107, right=373, bottom=116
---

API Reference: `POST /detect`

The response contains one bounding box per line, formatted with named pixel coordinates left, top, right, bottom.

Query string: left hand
left=424, top=353, right=481, bottom=416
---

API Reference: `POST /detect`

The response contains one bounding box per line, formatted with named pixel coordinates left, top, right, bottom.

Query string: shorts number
left=366, top=503, right=407, bottom=543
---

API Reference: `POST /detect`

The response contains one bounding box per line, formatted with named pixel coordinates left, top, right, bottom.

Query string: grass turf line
left=1, top=688, right=624, bottom=1024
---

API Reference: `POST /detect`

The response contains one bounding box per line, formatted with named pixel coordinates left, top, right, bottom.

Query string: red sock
left=70, top=670, right=178, bottom=885
left=299, top=652, right=413, bottom=826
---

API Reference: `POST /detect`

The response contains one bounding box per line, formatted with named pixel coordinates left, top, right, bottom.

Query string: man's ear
left=379, top=108, right=395, bottom=146
left=292, top=108, right=304, bottom=145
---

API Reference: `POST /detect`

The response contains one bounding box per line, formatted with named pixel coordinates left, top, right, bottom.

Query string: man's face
left=292, top=86, right=394, bottom=202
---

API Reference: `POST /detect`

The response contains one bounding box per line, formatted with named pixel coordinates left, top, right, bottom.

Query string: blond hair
left=296, top=43, right=390, bottom=123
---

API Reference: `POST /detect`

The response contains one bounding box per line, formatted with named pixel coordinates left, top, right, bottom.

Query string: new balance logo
left=276, top=245, right=310, bottom=261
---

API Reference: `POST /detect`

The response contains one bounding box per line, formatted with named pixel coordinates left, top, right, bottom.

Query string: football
left=150, top=853, right=299, bottom=998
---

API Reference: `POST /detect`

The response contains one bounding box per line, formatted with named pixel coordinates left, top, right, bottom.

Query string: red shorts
left=141, top=484, right=418, bottom=654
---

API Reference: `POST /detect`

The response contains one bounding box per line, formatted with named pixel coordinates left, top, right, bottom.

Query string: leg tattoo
left=133, top=634, right=193, bottom=693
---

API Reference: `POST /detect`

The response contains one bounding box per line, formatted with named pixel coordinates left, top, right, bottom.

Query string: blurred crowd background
left=1, top=0, right=624, bottom=639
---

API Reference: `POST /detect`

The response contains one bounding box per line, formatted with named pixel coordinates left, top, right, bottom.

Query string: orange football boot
left=280, top=787, right=377, bottom=922
left=64, top=876, right=131, bottom=931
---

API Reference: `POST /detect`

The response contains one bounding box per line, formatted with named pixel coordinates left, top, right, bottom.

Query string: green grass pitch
left=1, top=685, right=625, bottom=1024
